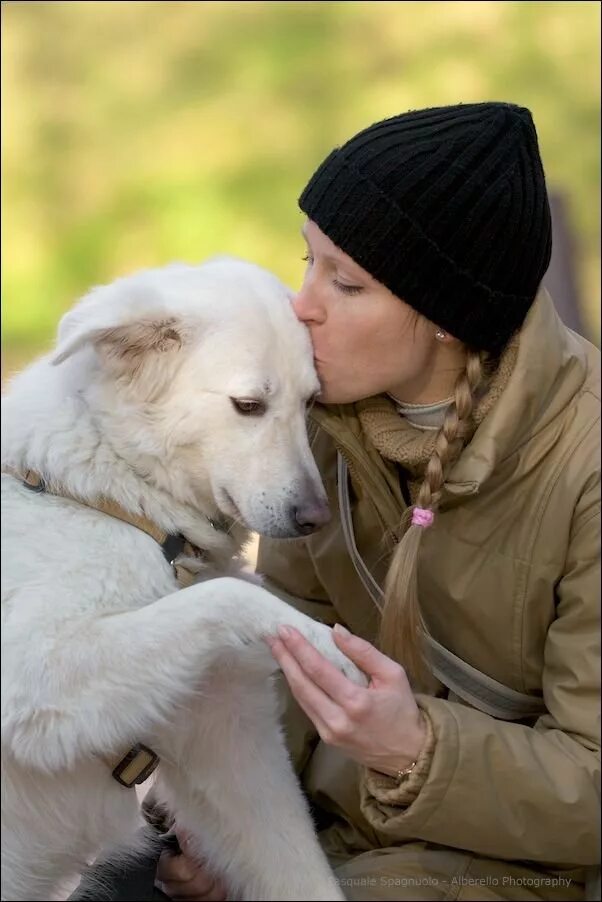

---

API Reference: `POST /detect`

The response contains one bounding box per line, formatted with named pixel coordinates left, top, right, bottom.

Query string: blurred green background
left=2, top=0, right=600, bottom=378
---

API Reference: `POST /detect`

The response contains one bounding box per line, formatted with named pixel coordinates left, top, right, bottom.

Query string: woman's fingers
left=274, top=626, right=363, bottom=705
left=156, top=847, right=227, bottom=901
left=156, top=850, right=200, bottom=885
left=332, top=624, right=407, bottom=684
left=268, top=635, right=347, bottom=740
left=169, top=876, right=228, bottom=902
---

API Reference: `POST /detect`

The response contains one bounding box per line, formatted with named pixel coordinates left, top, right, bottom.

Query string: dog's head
left=52, top=258, right=330, bottom=538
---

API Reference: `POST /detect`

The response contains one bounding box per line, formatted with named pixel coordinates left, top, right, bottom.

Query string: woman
left=157, top=102, right=600, bottom=901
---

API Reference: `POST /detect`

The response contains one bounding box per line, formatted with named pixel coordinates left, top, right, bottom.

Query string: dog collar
left=2, top=466, right=222, bottom=585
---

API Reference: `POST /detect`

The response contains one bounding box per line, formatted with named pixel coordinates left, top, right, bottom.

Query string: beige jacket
left=257, top=289, right=600, bottom=876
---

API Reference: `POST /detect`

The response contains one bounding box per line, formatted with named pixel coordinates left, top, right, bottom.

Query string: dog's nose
left=293, top=500, right=331, bottom=535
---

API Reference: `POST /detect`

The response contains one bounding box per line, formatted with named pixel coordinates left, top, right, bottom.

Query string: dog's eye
left=231, top=398, right=266, bottom=416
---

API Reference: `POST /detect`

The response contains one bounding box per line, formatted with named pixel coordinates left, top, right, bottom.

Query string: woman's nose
left=292, top=287, right=326, bottom=325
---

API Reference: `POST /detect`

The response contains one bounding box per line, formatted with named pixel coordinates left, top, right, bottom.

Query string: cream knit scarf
left=355, top=335, right=519, bottom=481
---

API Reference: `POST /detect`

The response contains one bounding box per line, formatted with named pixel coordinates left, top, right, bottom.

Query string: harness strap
left=336, top=452, right=547, bottom=722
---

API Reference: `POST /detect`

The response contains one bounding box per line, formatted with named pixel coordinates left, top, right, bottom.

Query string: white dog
left=1, top=258, right=363, bottom=901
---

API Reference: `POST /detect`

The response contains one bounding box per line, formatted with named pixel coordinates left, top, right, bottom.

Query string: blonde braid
left=379, top=350, right=487, bottom=686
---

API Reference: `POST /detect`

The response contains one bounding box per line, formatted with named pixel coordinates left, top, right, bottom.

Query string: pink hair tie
left=411, top=507, right=434, bottom=529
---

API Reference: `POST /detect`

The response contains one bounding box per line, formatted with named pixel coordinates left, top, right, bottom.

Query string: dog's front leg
left=155, top=663, right=344, bottom=902
left=3, top=578, right=290, bottom=772
left=5, top=576, right=362, bottom=780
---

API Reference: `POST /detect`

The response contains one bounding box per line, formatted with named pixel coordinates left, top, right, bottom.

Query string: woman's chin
left=314, top=381, right=335, bottom=404
left=317, top=386, right=354, bottom=405
left=314, top=370, right=362, bottom=405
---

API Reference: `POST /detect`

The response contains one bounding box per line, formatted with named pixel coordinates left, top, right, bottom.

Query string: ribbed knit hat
left=299, top=102, right=552, bottom=354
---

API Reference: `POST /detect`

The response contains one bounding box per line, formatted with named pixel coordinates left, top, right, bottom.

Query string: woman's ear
left=434, top=325, right=463, bottom=347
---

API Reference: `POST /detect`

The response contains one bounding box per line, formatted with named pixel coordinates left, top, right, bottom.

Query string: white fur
left=1, top=258, right=362, bottom=901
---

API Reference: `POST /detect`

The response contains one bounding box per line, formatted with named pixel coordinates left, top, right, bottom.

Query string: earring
left=435, top=329, right=446, bottom=341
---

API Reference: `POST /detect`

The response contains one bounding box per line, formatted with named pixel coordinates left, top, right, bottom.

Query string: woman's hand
left=154, top=627, right=424, bottom=898
left=156, top=831, right=228, bottom=901
left=267, top=623, right=426, bottom=776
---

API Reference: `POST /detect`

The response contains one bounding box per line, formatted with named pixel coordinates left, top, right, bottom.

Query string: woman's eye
left=333, top=279, right=362, bottom=296
left=301, top=251, right=361, bottom=295
left=231, top=398, right=266, bottom=416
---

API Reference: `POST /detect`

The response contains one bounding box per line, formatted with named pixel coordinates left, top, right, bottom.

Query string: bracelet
left=395, top=760, right=418, bottom=781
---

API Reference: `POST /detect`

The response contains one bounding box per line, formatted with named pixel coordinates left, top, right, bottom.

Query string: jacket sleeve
left=360, top=492, right=601, bottom=865
left=256, top=534, right=337, bottom=775
left=256, top=535, right=339, bottom=626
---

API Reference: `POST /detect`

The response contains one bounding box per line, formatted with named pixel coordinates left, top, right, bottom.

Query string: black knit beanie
left=298, top=102, right=552, bottom=354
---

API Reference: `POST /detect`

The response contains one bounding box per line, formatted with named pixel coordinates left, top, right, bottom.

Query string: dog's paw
left=305, top=623, right=368, bottom=687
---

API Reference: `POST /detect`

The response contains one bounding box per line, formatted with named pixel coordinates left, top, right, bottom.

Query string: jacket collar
left=447, top=287, right=590, bottom=493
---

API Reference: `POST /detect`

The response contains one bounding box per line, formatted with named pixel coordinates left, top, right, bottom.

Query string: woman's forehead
left=302, top=220, right=374, bottom=280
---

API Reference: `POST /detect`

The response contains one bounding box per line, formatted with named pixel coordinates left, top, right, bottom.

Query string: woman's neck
left=387, top=344, right=466, bottom=405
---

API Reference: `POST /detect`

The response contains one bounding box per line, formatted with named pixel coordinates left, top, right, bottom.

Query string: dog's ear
left=52, top=315, right=185, bottom=367
left=51, top=274, right=195, bottom=371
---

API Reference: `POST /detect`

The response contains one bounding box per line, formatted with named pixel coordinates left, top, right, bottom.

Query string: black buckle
left=112, top=743, right=160, bottom=788
left=23, top=475, right=46, bottom=494
left=161, top=533, right=186, bottom=567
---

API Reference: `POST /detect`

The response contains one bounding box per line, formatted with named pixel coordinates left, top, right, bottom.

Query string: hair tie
left=411, top=507, right=434, bottom=529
